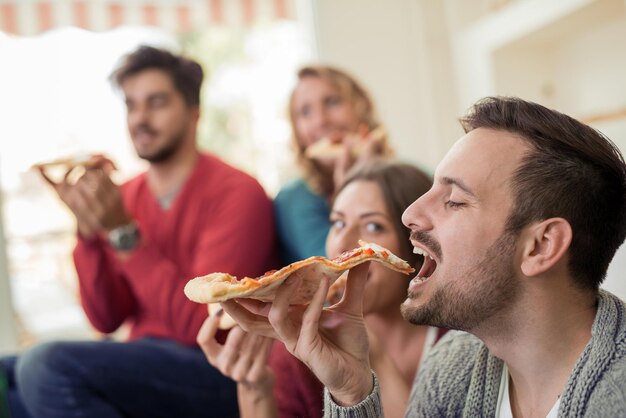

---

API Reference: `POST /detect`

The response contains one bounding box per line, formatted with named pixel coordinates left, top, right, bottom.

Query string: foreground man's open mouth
left=411, top=246, right=437, bottom=285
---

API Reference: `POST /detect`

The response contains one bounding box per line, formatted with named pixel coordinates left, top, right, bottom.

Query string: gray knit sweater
left=324, top=290, right=626, bottom=417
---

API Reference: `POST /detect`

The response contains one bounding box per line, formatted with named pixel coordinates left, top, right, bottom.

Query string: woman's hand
left=197, top=310, right=275, bottom=393
left=222, top=263, right=375, bottom=406
left=333, top=126, right=389, bottom=192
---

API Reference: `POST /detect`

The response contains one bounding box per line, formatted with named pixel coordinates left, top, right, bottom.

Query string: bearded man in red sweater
left=0, top=46, right=275, bottom=418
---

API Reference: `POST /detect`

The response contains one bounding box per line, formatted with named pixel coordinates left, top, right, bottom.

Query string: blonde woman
left=274, top=66, right=391, bottom=264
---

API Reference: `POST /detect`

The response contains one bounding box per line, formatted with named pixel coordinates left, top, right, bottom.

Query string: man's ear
left=520, top=218, right=572, bottom=277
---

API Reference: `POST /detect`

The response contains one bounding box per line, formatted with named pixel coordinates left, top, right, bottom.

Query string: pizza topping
left=332, top=248, right=363, bottom=263
left=259, top=269, right=278, bottom=279
left=241, top=278, right=263, bottom=289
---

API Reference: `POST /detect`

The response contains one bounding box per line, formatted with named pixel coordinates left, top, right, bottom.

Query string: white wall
left=309, top=0, right=462, bottom=173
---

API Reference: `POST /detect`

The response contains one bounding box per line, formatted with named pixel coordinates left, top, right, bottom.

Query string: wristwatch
left=108, top=222, right=140, bottom=251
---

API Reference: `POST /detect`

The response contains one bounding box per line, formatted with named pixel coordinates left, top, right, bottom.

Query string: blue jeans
left=0, top=338, right=238, bottom=418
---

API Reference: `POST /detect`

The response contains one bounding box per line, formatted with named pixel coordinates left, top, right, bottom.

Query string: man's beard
left=138, top=131, right=186, bottom=163
left=401, top=231, right=519, bottom=332
left=132, top=120, right=188, bottom=163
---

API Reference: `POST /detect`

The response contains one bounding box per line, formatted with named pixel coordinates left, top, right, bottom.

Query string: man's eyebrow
left=440, top=176, right=477, bottom=198
left=147, top=92, right=169, bottom=100
left=124, top=91, right=169, bottom=105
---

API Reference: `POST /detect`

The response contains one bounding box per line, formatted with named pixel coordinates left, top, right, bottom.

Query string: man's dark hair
left=460, top=96, right=626, bottom=291
left=110, top=45, right=203, bottom=106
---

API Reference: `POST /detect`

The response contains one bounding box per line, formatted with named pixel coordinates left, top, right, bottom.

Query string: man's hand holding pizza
left=222, top=262, right=376, bottom=407
left=37, top=155, right=132, bottom=240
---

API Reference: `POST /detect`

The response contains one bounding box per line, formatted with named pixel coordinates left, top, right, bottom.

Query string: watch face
left=109, top=223, right=139, bottom=251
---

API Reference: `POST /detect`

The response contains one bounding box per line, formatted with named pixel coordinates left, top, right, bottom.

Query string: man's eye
left=299, top=105, right=311, bottom=117
left=150, top=98, right=167, bottom=108
left=445, top=200, right=465, bottom=209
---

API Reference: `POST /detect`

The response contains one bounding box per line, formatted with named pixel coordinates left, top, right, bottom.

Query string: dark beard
left=401, top=231, right=519, bottom=331
left=140, top=131, right=186, bottom=163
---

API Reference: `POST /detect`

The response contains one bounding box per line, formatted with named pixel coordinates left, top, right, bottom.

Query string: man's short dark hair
left=460, top=96, right=626, bottom=291
left=110, top=45, right=203, bottom=106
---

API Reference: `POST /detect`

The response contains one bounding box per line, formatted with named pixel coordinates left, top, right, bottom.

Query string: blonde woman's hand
left=332, top=126, right=389, bottom=192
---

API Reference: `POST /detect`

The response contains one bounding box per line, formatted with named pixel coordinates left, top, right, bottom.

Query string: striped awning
left=0, top=0, right=295, bottom=37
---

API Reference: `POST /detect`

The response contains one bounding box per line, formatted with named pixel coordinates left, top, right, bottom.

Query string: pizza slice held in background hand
left=184, top=240, right=414, bottom=307
left=305, top=126, right=387, bottom=161
left=34, top=153, right=116, bottom=185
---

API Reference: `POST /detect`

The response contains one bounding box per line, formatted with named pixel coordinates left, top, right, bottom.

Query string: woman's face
left=326, top=180, right=409, bottom=315
left=291, top=76, right=361, bottom=149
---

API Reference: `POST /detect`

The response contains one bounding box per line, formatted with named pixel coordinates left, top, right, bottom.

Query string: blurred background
left=1, top=0, right=625, bottom=355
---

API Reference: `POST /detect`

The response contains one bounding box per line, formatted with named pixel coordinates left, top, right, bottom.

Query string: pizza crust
left=33, top=153, right=111, bottom=170
left=33, top=153, right=116, bottom=185
left=184, top=241, right=414, bottom=305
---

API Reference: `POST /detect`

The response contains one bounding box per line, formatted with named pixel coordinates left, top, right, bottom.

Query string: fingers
left=219, top=327, right=248, bottom=375
left=360, top=135, right=384, bottom=160
left=235, top=298, right=272, bottom=317
left=268, top=276, right=303, bottom=344
left=298, top=276, right=330, bottom=348
left=88, top=154, right=117, bottom=173
left=75, top=169, right=131, bottom=231
left=336, top=262, right=370, bottom=314
left=197, top=309, right=223, bottom=362
left=69, top=182, right=103, bottom=230
left=37, top=166, right=59, bottom=187
left=205, top=324, right=273, bottom=387
left=230, top=331, right=261, bottom=381
left=221, top=300, right=278, bottom=339
left=247, top=338, right=274, bottom=384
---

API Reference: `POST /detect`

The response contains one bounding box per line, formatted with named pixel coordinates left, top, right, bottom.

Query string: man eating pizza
left=223, top=96, right=626, bottom=417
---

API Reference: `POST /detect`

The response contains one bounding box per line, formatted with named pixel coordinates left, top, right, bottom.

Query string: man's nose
left=128, top=106, right=148, bottom=126
left=402, top=193, right=433, bottom=231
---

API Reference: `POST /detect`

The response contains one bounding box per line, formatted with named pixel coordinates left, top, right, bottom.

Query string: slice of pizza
left=33, top=153, right=116, bottom=185
left=184, top=240, right=414, bottom=305
left=304, top=126, right=387, bottom=161
left=33, top=153, right=113, bottom=171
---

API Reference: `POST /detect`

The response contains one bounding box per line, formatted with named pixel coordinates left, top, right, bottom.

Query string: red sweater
left=73, top=153, right=275, bottom=345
